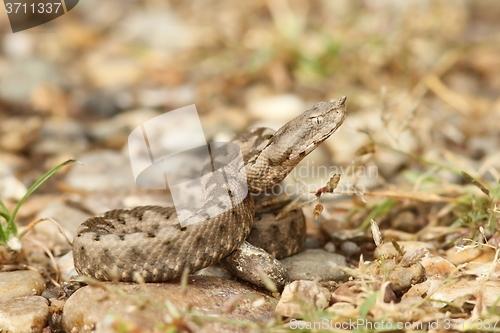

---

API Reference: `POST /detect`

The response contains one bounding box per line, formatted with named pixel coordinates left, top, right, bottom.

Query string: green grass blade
left=8, top=159, right=76, bottom=236
left=359, top=291, right=378, bottom=319
left=0, top=211, right=9, bottom=243
left=0, top=199, right=9, bottom=215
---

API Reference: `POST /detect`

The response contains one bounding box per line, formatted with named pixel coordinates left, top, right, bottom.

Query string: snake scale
left=73, top=97, right=347, bottom=283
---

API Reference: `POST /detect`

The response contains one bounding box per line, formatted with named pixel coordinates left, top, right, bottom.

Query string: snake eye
left=310, top=115, right=324, bottom=126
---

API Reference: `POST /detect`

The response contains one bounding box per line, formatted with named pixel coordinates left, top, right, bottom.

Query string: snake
left=72, top=97, right=347, bottom=283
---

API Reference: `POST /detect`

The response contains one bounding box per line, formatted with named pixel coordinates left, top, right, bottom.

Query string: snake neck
left=244, top=97, right=347, bottom=194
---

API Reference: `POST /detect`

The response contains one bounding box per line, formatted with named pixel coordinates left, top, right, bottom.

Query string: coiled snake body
left=73, top=97, right=347, bottom=282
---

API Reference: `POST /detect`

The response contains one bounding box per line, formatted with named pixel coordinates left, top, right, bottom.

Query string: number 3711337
left=5, top=2, right=62, bottom=14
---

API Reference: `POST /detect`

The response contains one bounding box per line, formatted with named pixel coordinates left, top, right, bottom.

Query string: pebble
left=0, top=296, right=49, bottom=333
left=2, top=33, right=34, bottom=58
left=115, top=10, right=205, bottom=50
left=280, top=249, right=347, bottom=282
left=0, top=116, right=41, bottom=153
left=0, top=270, right=46, bottom=302
left=362, top=258, right=426, bottom=294
left=0, top=166, right=27, bottom=201
left=56, top=251, right=78, bottom=282
left=374, top=241, right=435, bottom=259
left=247, top=94, right=305, bottom=122
left=137, top=85, right=195, bottom=108
left=65, top=150, right=137, bottom=192
left=62, top=276, right=277, bottom=333
left=340, top=240, right=361, bottom=256
left=33, top=202, right=91, bottom=254
left=391, top=210, right=420, bottom=233
left=445, top=246, right=496, bottom=265
left=0, top=57, right=62, bottom=103
left=85, top=54, right=141, bottom=90
left=416, top=278, right=500, bottom=308
left=221, top=241, right=288, bottom=291
left=76, top=0, right=124, bottom=28
left=83, top=89, right=121, bottom=117
left=275, top=280, right=331, bottom=318
left=33, top=119, right=89, bottom=155
left=88, top=108, right=160, bottom=143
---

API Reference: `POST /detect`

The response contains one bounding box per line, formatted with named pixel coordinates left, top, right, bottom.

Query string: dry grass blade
left=461, top=171, right=490, bottom=197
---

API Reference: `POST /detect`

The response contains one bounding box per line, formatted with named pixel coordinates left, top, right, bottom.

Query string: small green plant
left=454, top=172, right=500, bottom=235
left=0, top=159, right=76, bottom=249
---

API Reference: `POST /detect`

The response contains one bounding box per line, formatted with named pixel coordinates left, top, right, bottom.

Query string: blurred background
left=0, top=0, right=499, bottom=227
left=1, top=2, right=500, bottom=330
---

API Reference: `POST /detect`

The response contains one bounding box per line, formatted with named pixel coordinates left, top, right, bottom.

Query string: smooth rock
left=56, top=251, right=77, bottom=282
left=247, top=94, right=305, bottom=122
left=137, top=85, right=195, bottom=108
left=0, top=116, right=41, bottom=153
left=374, top=241, right=435, bottom=259
left=115, top=10, right=206, bottom=50
left=3, top=33, right=34, bottom=58
left=0, top=270, right=46, bottom=302
left=33, top=202, right=91, bottom=253
left=275, top=280, right=331, bottom=318
left=445, top=246, right=495, bottom=265
left=65, top=150, right=136, bottom=192
left=83, top=90, right=121, bottom=117
left=0, top=167, right=26, bottom=201
left=85, top=55, right=141, bottom=90
left=280, top=249, right=347, bottom=282
left=62, top=276, right=277, bottom=333
left=33, top=119, right=89, bottom=155
left=0, top=57, right=62, bottom=103
left=0, top=296, right=49, bottom=333
left=221, top=241, right=288, bottom=291
left=88, top=108, right=161, bottom=143
left=362, top=258, right=426, bottom=295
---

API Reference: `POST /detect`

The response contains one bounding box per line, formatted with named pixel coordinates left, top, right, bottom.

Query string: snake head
left=268, top=96, right=347, bottom=167
left=245, top=96, right=347, bottom=192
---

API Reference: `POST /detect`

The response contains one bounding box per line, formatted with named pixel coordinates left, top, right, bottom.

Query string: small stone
left=0, top=270, right=46, bottom=302
left=445, top=246, right=495, bottom=265
left=33, top=202, right=91, bottom=254
left=65, top=150, right=137, bottom=192
left=62, top=276, right=276, bottom=333
left=88, top=108, right=161, bottom=143
left=0, top=296, right=49, bottom=333
left=340, top=241, right=360, bottom=256
left=280, top=249, right=347, bottom=282
left=392, top=211, right=420, bottom=233
left=0, top=168, right=27, bottom=201
left=0, top=116, right=41, bottom=153
left=0, top=57, right=62, bottom=103
left=137, top=85, right=195, bottom=108
left=33, top=119, right=89, bottom=155
left=275, top=280, right=331, bottom=318
left=83, top=90, right=121, bottom=117
left=115, top=10, right=206, bottom=50
left=3, top=33, right=34, bottom=58
left=221, top=241, right=288, bottom=291
left=56, top=251, right=78, bottom=282
left=374, top=241, right=435, bottom=259
left=362, top=258, right=426, bottom=295
left=247, top=94, right=305, bottom=122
